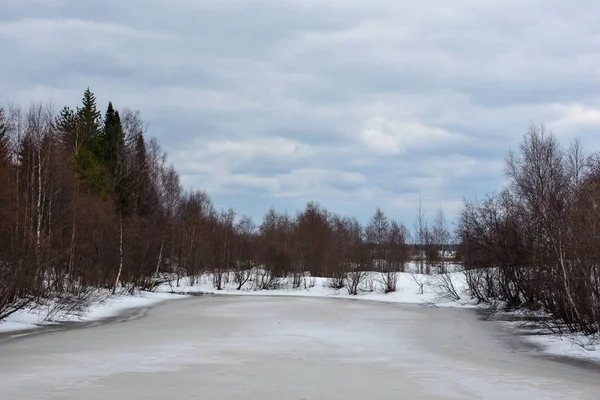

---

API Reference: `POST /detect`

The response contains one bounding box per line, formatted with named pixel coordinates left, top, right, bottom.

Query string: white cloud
left=360, top=125, right=405, bottom=155
left=359, top=117, right=467, bottom=155
left=554, top=104, right=600, bottom=125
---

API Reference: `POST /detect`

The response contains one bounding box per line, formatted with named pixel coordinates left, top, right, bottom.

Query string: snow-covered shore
left=155, top=271, right=473, bottom=307
left=0, top=291, right=189, bottom=334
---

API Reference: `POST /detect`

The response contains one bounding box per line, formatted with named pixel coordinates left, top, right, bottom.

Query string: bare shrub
left=41, top=287, right=104, bottom=322
left=411, top=272, right=426, bottom=295
left=234, top=267, right=253, bottom=290
left=303, top=276, right=316, bottom=289
left=379, top=271, right=397, bottom=293
left=212, top=272, right=224, bottom=290
left=328, top=270, right=346, bottom=290
left=253, top=269, right=283, bottom=291
left=362, top=275, right=375, bottom=293
left=430, top=272, right=461, bottom=301
left=346, top=270, right=368, bottom=295
left=291, top=270, right=304, bottom=289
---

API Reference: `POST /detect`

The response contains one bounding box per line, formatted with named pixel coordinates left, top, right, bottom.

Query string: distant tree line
left=459, top=125, right=600, bottom=335
left=0, top=89, right=454, bottom=321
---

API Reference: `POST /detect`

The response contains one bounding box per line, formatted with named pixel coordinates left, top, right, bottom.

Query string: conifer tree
left=76, top=88, right=101, bottom=150
left=133, top=133, right=160, bottom=218
left=73, top=89, right=110, bottom=196
left=99, top=102, right=124, bottom=177
left=56, top=106, right=78, bottom=153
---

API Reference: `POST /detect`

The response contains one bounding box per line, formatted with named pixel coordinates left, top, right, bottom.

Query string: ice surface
left=157, top=272, right=600, bottom=362
left=0, top=296, right=598, bottom=399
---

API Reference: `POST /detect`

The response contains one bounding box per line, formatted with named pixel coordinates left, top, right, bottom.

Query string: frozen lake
left=0, top=296, right=598, bottom=399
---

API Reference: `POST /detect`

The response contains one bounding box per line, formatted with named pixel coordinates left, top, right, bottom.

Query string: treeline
left=9, top=89, right=597, bottom=338
left=0, top=89, right=454, bottom=321
left=459, top=125, right=600, bottom=335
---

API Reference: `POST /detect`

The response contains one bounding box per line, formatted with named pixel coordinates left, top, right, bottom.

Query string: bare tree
left=345, top=219, right=368, bottom=295
left=366, top=207, right=389, bottom=270
left=366, top=208, right=398, bottom=293
left=432, top=207, right=451, bottom=273
left=234, top=215, right=257, bottom=290
left=460, top=125, right=600, bottom=335
left=414, top=195, right=428, bottom=274
left=209, top=208, right=236, bottom=290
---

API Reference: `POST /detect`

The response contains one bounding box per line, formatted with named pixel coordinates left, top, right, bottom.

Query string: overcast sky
left=2, top=0, right=600, bottom=225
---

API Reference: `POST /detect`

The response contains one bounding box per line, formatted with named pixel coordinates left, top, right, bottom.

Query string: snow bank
left=494, top=314, right=600, bottom=364
left=525, top=334, right=600, bottom=362
left=157, top=271, right=474, bottom=307
left=0, top=291, right=188, bottom=334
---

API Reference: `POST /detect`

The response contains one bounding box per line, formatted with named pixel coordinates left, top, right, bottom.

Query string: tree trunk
left=113, top=215, right=124, bottom=295
left=155, top=233, right=164, bottom=278
left=556, top=232, right=584, bottom=331
left=35, top=149, right=42, bottom=262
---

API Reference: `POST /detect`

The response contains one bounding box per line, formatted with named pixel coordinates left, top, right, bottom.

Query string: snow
left=0, top=312, right=45, bottom=334
left=0, top=291, right=189, bottom=335
left=493, top=314, right=600, bottom=363
left=156, top=270, right=475, bottom=307
left=525, top=334, right=600, bottom=362
left=82, top=292, right=185, bottom=320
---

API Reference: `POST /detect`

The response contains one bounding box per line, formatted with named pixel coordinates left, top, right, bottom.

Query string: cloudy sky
left=2, top=0, right=600, bottom=225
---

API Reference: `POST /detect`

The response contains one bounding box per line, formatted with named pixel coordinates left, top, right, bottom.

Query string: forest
left=0, top=89, right=599, bottom=336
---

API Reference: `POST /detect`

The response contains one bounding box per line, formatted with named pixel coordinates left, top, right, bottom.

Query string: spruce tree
left=76, top=87, right=101, bottom=150
left=73, top=88, right=110, bottom=196
left=97, top=103, right=134, bottom=216
left=56, top=106, right=78, bottom=153
left=99, top=102, right=124, bottom=177
left=133, top=133, right=159, bottom=218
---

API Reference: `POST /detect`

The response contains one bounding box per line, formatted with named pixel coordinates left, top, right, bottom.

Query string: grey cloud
left=2, top=0, right=600, bottom=224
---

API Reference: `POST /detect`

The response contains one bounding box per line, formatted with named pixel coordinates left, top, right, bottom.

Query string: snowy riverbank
left=155, top=271, right=474, bottom=307
left=0, top=291, right=189, bottom=334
